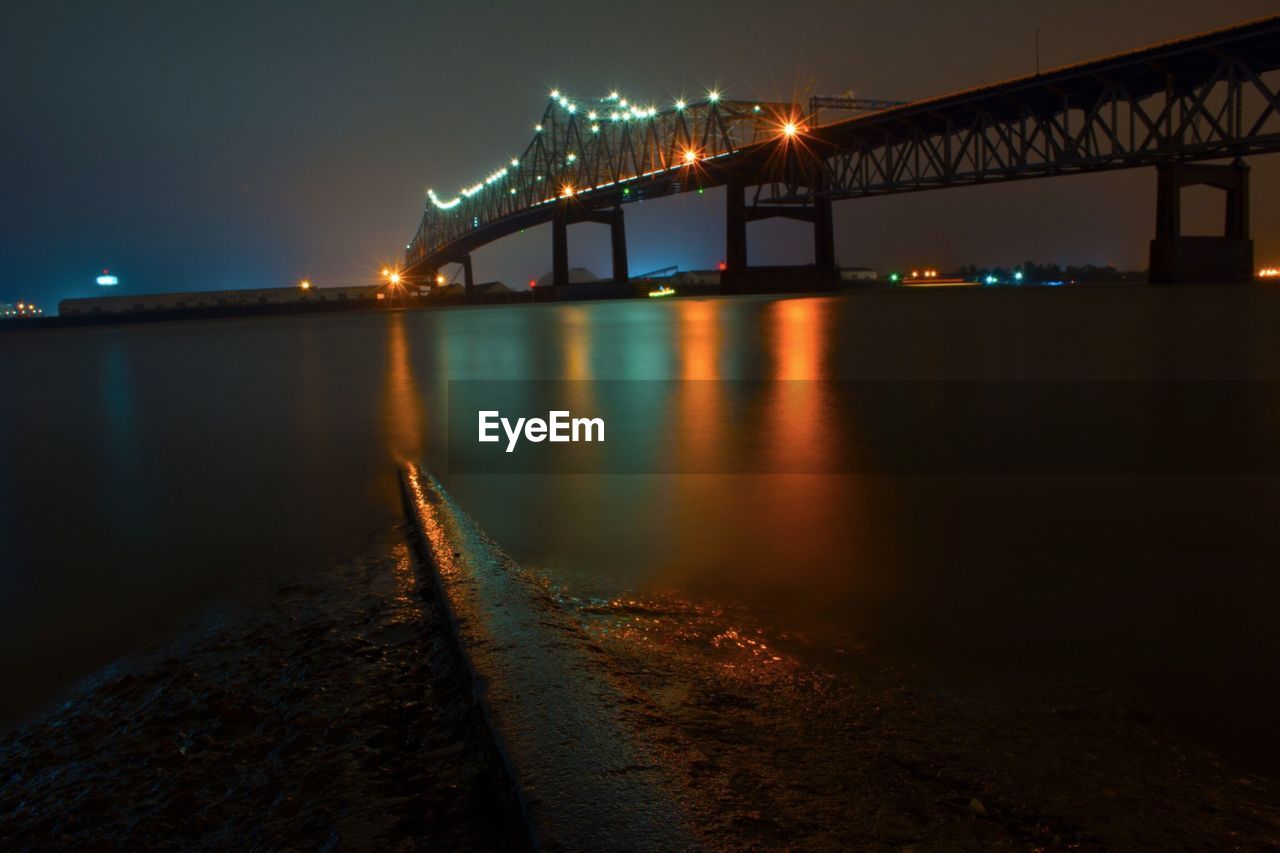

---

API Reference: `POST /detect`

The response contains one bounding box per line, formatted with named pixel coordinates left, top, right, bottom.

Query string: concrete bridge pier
left=723, top=175, right=839, bottom=293
left=609, top=207, right=629, bottom=285
left=725, top=177, right=749, bottom=274
left=552, top=206, right=570, bottom=287
left=812, top=172, right=836, bottom=270
left=551, top=203, right=629, bottom=286
left=430, top=254, right=475, bottom=297
left=1149, top=160, right=1253, bottom=283
left=460, top=255, right=475, bottom=296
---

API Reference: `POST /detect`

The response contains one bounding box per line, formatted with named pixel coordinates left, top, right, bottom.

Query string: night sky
left=4, top=0, right=1278, bottom=309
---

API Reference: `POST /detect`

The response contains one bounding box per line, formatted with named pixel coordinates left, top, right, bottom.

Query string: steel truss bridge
left=404, top=15, right=1280, bottom=290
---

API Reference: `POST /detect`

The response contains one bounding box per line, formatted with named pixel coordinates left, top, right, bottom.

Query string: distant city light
left=97, top=269, right=118, bottom=286
left=1259, top=267, right=1280, bottom=278
left=782, top=122, right=798, bottom=137
left=6, top=300, right=43, bottom=316
left=683, top=149, right=697, bottom=163
left=985, top=274, right=998, bottom=284
left=707, top=90, right=720, bottom=102
left=1014, top=271, right=1024, bottom=280
left=436, top=274, right=446, bottom=285
left=299, top=279, right=312, bottom=290
left=675, top=99, right=686, bottom=110
left=389, top=273, right=401, bottom=285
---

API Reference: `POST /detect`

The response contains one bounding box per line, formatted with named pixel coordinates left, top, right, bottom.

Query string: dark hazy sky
left=4, top=0, right=1278, bottom=308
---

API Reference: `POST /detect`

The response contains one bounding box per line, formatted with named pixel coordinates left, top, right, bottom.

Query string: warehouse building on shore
left=59, top=284, right=390, bottom=317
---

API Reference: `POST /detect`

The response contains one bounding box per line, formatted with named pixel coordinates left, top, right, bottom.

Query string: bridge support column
left=461, top=255, right=475, bottom=297
left=552, top=204, right=570, bottom=287
left=610, top=206, right=629, bottom=284
left=1149, top=160, right=1253, bottom=284
left=813, top=180, right=836, bottom=270
left=725, top=177, right=748, bottom=274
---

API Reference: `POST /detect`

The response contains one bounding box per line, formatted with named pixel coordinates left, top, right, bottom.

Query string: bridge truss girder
left=407, top=95, right=801, bottom=269
left=759, top=20, right=1280, bottom=204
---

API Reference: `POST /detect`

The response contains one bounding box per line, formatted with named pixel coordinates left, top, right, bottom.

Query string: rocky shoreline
left=0, top=526, right=524, bottom=850
left=571, top=589, right=1280, bottom=850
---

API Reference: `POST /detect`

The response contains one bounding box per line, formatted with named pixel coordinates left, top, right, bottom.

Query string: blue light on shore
left=97, top=271, right=119, bottom=286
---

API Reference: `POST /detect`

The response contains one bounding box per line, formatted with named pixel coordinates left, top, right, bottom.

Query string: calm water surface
left=3, top=286, right=1279, bottom=769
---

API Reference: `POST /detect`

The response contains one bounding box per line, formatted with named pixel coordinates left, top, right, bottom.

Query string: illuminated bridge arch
left=403, top=89, right=829, bottom=288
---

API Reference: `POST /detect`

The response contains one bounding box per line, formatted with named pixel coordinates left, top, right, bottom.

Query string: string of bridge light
left=422, top=88, right=784, bottom=212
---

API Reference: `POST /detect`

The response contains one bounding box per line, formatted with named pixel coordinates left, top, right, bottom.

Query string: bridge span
left=404, top=15, right=1280, bottom=292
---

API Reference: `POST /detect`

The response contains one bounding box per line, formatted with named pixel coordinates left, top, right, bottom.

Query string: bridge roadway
left=404, top=14, right=1280, bottom=290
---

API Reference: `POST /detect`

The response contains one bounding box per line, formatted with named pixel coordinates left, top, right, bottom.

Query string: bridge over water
left=403, top=15, right=1280, bottom=292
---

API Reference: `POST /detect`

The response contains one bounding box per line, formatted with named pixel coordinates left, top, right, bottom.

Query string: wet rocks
left=0, top=530, right=523, bottom=850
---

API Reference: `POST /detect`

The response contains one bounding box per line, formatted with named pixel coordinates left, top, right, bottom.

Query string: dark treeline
left=950, top=262, right=1146, bottom=284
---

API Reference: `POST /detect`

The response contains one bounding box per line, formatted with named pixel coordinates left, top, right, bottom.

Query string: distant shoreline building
left=840, top=266, right=877, bottom=282
left=59, top=284, right=387, bottom=317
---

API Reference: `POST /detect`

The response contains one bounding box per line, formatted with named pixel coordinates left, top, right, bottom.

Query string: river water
left=3, top=285, right=1279, bottom=773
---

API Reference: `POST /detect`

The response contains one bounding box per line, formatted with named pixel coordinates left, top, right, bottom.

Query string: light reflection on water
left=2, top=288, right=1280, bottom=772
left=382, top=311, right=424, bottom=464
